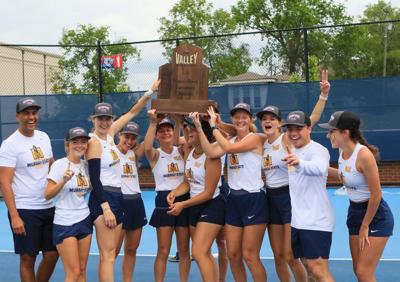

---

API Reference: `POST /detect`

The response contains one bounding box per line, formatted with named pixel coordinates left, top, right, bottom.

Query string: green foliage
left=50, top=24, right=140, bottom=94
left=232, top=0, right=351, bottom=77
left=158, top=0, right=252, bottom=82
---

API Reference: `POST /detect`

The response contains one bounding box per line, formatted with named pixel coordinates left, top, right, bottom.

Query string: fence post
left=303, top=28, right=309, bottom=82
left=22, top=50, right=26, bottom=95
left=97, top=40, right=104, bottom=102
left=176, top=38, right=180, bottom=47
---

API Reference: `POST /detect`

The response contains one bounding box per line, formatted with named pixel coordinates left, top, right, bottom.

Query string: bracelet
left=319, top=94, right=328, bottom=101
left=211, top=126, right=218, bottom=131
left=144, top=89, right=154, bottom=97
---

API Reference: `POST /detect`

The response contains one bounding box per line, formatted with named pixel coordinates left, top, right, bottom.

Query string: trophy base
left=151, top=99, right=217, bottom=115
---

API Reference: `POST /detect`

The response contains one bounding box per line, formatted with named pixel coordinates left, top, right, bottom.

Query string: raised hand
left=320, top=69, right=330, bottom=97
left=207, top=106, right=217, bottom=127
left=63, top=161, right=75, bottom=183
left=189, top=112, right=202, bottom=129
left=147, top=109, right=158, bottom=123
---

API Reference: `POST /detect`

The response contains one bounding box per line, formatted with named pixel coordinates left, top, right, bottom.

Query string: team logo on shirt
left=173, top=155, right=183, bottom=161
left=345, top=166, right=352, bottom=173
left=31, top=145, right=44, bottom=160
left=263, top=155, right=272, bottom=167
left=229, top=154, right=239, bottom=165
left=272, top=145, right=280, bottom=151
left=163, top=162, right=184, bottom=178
left=70, top=173, right=90, bottom=197
left=109, top=149, right=120, bottom=167
left=27, top=145, right=50, bottom=168
left=129, top=156, right=136, bottom=162
left=194, top=161, right=202, bottom=168
left=123, top=164, right=133, bottom=174
left=186, top=168, right=194, bottom=179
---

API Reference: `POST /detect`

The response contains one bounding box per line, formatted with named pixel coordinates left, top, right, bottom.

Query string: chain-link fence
left=1, top=20, right=400, bottom=98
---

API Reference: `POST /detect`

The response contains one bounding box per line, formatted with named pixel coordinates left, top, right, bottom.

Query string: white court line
left=1, top=250, right=399, bottom=261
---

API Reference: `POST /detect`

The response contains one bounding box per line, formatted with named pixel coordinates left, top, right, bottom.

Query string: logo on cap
left=236, top=103, right=247, bottom=108
left=329, top=115, right=335, bottom=122
left=72, top=128, right=85, bottom=135
left=97, top=105, right=110, bottom=112
left=23, top=99, right=35, bottom=105
left=265, top=106, right=274, bottom=111
left=288, top=114, right=300, bottom=121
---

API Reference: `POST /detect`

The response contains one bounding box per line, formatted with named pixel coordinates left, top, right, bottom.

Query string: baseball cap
left=157, top=117, right=175, bottom=130
left=256, top=105, right=281, bottom=120
left=66, top=127, right=90, bottom=141
left=281, top=111, right=311, bottom=127
left=318, top=111, right=360, bottom=130
left=230, top=102, right=252, bottom=116
left=91, top=102, right=115, bottom=118
left=16, top=97, right=41, bottom=113
left=120, top=121, right=140, bottom=136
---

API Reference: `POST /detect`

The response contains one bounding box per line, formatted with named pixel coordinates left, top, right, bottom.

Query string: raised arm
left=110, top=79, right=160, bottom=136
left=310, top=70, right=330, bottom=127
left=143, top=109, right=160, bottom=167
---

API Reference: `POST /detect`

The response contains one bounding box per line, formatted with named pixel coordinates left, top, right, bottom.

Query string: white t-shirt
left=263, top=134, right=289, bottom=188
left=227, top=134, right=264, bottom=192
left=89, top=133, right=121, bottom=188
left=288, top=141, right=334, bottom=232
left=152, top=147, right=184, bottom=192
left=0, top=130, right=54, bottom=209
left=117, top=149, right=141, bottom=195
left=47, top=158, right=90, bottom=225
left=185, top=149, right=220, bottom=199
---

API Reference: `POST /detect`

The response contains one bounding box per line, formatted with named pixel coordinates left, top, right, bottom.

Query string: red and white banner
left=101, top=54, right=123, bottom=69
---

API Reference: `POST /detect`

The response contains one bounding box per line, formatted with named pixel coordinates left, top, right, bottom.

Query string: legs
left=154, top=227, right=174, bottom=282
left=225, top=224, right=246, bottom=282
left=122, top=228, right=143, bottom=282
left=94, top=216, right=122, bottom=282
left=192, top=223, right=222, bottom=282
left=242, top=224, right=267, bottom=282
left=269, top=224, right=306, bottom=282
left=305, top=258, right=334, bottom=282
left=20, top=254, right=37, bottom=282
left=216, top=228, right=228, bottom=282
left=349, top=235, right=389, bottom=282
left=175, top=226, right=191, bottom=282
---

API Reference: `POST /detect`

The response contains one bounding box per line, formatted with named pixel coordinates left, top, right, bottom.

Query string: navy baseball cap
left=281, top=111, right=311, bottom=127
left=120, top=121, right=140, bottom=136
left=157, top=117, right=175, bottom=130
left=230, top=102, right=252, bottom=116
left=66, top=127, right=90, bottom=141
left=319, top=111, right=360, bottom=130
left=16, top=97, right=41, bottom=113
left=91, top=102, right=115, bottom=118
left=256, top=105, right=281, bottom=120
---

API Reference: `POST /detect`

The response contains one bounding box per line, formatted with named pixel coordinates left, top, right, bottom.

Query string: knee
left=227, top=250, right=242, bottom=265
left=100, top=250, right=116, bottom=264
left=157, top=246, right=170, bottom=259
left=354, top=264, right=373, bottom=281
left=274, top=252, right=286, bottom=267
left=243, top=252, right=258, bottom=267
left=42, top=251, right=59, bottom=265
left=192, top=245, right=207, bottom=262
left=124, top=246, right=138, bottom=257
left=68, top=266, right=81, bottom=280
left=216, top=239, right=226, bottom=251
left=20, top=255, right=36, bottom=268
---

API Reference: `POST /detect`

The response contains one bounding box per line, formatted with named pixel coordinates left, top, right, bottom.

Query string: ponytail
left=249, top=122, right=258, bottom=133
left=351, top=129, right=380, bottom=161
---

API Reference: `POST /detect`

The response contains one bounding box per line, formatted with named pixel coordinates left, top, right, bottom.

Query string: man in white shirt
left=281, top=110, right=335, bottom=282
left=0, top=97, right=58, bottom=282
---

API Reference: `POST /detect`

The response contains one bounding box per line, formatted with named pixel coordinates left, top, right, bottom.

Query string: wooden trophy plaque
left=151, top=44, right=216, bottom=114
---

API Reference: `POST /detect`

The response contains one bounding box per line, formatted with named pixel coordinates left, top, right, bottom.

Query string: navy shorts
left=8, top=207, right=56, bottom=256
left=267, top=185, right=291, bottom=225
left=347, top=199, right=394, bottom=237
left=189, top=195, right=226, bottom=227
left=89, top=186, right=123, bottom=225
left=219, top=175, right=229, bottom=199
left=122, top=194, right=148, bottom=230
left=52, top=215, right=93, bottom=245
left=149, top=191, right=189, bottom=228
left=291, top=227, right=332, bottom=259
left=225, top=188, right=268, bottom=227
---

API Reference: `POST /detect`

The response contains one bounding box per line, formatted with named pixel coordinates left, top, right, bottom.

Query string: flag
left=101, top=54, right=123, bottom=69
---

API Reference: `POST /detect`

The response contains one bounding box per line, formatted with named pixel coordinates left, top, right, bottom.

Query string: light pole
left=383, top=21, right=393, bottom=77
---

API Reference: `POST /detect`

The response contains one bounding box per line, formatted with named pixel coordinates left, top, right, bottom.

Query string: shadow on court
left=0, top=252, right=397, bottom=281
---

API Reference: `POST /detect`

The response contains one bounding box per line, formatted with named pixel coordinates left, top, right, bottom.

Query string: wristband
left=319, top=94, right=328, bottom=101
left=144, top=89, right=154, bottom=97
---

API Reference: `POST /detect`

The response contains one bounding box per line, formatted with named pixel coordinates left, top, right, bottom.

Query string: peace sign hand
left=320, top=69, right=330, bottom=97
left=63, top=162, right=75, bottom=183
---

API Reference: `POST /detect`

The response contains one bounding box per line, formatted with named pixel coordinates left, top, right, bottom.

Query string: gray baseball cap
left=319, top=111, right=360, bottom=130
left=256, top=105, right=281, bottom=120
left=157, top=117, right=175, bottom=130
left=66, top=127, right=90, bottom=141
left=91, top=102, right=115, bottom=118
left=16, top=97, right=41, bottom=113
left=230, top=102, right=252, bottom=116
left=120, top=121, right=140, bottom=136
left=281, top=111, right=311, bottom=127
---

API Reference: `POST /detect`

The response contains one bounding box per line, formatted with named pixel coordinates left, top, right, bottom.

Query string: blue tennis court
left=1, top=188, right=398, bottom=281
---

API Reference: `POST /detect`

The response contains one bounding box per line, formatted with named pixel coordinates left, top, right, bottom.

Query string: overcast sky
left=1, top=0, right=399, bottom=44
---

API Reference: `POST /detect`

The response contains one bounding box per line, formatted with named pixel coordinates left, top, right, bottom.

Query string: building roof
left=214, top=72, right=290, bottom=86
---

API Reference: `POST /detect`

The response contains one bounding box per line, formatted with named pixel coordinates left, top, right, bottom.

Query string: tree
left=232, top=0, right=351, bottom=78
left=50, top=24, right=140, bottom=94
left=158, top=0, right=252, bottom=83
left=329, top=1, right=400, bottom=79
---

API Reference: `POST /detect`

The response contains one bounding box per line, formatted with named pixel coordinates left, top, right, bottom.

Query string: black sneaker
left=168, top=252, right=179, bottom=262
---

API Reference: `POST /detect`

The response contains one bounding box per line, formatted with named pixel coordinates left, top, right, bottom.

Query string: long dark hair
left=349, top=128, right=380, bottom=161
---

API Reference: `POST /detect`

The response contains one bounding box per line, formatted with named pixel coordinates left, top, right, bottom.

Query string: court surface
left=1, top=188, right=399, bottom=281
